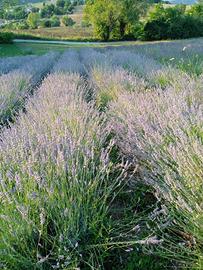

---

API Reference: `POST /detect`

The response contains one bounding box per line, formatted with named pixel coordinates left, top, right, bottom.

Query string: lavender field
left=0, top=39, right=203, bottom=270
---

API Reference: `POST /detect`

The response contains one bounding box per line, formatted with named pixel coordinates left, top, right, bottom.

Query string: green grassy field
left=0, top=42, right=84, bottom=57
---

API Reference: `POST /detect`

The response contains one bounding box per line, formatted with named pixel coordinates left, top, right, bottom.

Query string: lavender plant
left=90, top=65, right=147, bottom=110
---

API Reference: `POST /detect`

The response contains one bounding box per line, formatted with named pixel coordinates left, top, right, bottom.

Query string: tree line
left=84, top=0, right=203, bottom=41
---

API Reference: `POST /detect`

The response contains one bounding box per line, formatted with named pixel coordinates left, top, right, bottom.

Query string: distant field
left=12, top=25, right=94, bottom=41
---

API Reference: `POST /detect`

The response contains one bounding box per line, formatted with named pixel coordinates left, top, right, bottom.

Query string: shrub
left=15, top=21, right=29, bottom=30
left=0, top=71, right=142, bottom=269
left=39, top=19, right=52, bottom=28
left=143, top=19, right=169, bottom=40
left=62, top=15, right=75, bottom=26
left=0, top=32, right=14, bottom=43
left=0, top=52, right=57, bottom=125
left=108, top=68, right=203, bottom=269
left=50, top=15, right=60, bottom=27
left=27, top=12, right=40, bottom=29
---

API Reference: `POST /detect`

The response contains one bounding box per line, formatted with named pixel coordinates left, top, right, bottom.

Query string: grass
left=0, top=44, right=27, bottom=57
left=0, top=42, right=99, bottom=58
left=0, top=40, right=156, bottom=58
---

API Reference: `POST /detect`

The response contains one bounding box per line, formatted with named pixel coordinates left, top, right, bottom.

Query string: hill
left=170, top=0, right=197, bottom=4
left=19, top=0, right=55, bottom=2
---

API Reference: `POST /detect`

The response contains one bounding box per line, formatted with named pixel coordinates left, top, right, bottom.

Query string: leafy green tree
left=27, top=12, right=40, bottom=29
left=13, top=6, right=28, bottom=20
left=188, top=3, right=203, bottom=18
left=39, top=19, right=52, bottom=28
left=84, top=0, right=147, bottom=40
left=40, top=4, right=55, bottom=18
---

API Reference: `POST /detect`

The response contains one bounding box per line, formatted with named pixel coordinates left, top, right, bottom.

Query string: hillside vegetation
left=0, top=0, right=203, bottom=41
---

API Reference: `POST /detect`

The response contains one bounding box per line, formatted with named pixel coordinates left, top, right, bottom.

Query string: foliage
left=62, top=15, right=76, bottom=26
left=27, top=12, right=40, bottom=29
left=0, top=0, right=18, bottom=9
left=39, top=19, right=52, bottom=28
left=188, top=3, right=203, bottom=18
left=84, top=0, right=147, bottom=41
left=40, top=4, right=56, bottom=18
left=3, top=6, right=28, bottom=20
left=0, top=32, right=14, bottom=43
left=142, top=4, right=203, bottom=40
left=50, top=15, right=61, bottom=27
left=39, top=16, right=61, bottom=28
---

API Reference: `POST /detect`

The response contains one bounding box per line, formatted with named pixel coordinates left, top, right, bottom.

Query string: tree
left=188, top=3, right=203, bottom=18
left=84, top=0, right=148, bottom=40
left=56, top=0, right=66, bottom=8
left=40, top=4, right=55, bottom=18
left=27, top=12, right=40, bottom=29
left=84, top=0, right=120, bottom=40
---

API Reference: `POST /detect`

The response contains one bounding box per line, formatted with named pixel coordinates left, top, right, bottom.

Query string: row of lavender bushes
left=0, top=52, right=58, bottom=126
left=86, top=45, right=203, bottom=269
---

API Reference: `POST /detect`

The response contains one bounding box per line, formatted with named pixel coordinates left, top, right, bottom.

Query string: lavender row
left=0, top=71, right=130, bottom=268
left=108, top=70, right=203, bottom=267
left=0, top=54, right=37, bottom=75
left=0, top=52, right=58, bottom=125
